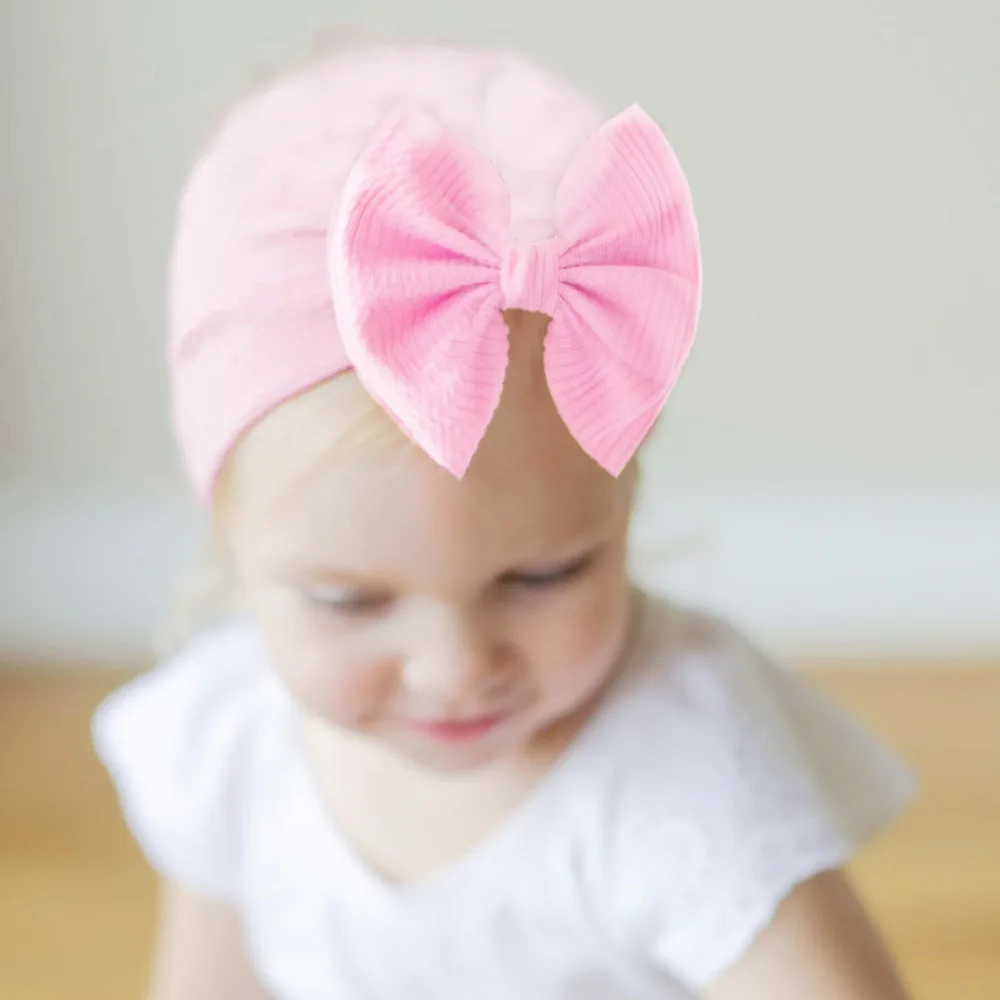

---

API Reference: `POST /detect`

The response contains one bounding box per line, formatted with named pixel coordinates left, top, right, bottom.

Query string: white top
left=93, top=594, right=914, bottom=999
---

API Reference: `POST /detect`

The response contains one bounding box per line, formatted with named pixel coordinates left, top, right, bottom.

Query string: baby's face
left=222, top=314, right=637, bottom=772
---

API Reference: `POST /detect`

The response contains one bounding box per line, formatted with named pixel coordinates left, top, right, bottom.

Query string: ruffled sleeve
left=92, top=621, right=267, bottom=902
left=595, top=605, right=916, bottom=993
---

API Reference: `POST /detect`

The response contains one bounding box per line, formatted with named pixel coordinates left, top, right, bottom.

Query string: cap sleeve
left=596, top=607, right=916, bottom=992
left=92, top=622, right=267, bottom=902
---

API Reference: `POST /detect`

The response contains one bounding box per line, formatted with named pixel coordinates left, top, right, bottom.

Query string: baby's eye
left=502, top=551, right=598, bottom=590
left=303, top=587, right=393, bottom=615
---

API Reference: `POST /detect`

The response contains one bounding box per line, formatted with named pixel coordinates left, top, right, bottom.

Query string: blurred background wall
left=1, top=1, right=997, bottom=662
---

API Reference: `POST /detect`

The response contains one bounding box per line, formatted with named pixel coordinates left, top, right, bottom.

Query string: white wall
left=1, top=2, right=998, bottom=660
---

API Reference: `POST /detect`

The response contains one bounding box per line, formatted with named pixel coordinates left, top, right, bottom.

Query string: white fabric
left=93, top=594, right=915, bottom=998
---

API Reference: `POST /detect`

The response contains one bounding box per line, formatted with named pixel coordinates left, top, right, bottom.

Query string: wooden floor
left=1, top=665, right=998, bottom=1000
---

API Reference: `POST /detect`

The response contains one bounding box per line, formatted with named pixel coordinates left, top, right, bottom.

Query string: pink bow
left=328, top=104, right=701, bottom=477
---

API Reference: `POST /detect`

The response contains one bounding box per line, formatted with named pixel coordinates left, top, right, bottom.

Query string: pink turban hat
left=169, top=40, right=700, bottom=502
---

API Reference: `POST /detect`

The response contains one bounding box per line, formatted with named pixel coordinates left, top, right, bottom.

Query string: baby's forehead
left=314, top=421, right=616, bottom=542
left=236, top=403, right=622, bottom=586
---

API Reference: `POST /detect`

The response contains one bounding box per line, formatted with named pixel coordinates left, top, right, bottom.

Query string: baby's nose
left=401, top=611, right=497, bottom=703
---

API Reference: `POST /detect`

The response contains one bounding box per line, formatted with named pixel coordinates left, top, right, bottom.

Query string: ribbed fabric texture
left=330, top=104, right=701, bottom=477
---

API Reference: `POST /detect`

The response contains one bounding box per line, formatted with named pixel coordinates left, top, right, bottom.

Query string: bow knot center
left=500, top=239, right=560, bottom=317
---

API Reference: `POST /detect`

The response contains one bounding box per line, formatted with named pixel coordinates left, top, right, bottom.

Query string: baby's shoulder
left=573, top=592, right=914, bottom=990
left=600, top=593, right=792, bottom=751
left=93, top=619, right=275, bottom=777
left=92, top=619, right=279, bottom=900
left=593, top=592, right=912, bottom=824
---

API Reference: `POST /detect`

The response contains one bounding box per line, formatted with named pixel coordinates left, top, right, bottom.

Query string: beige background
left=1, top=2, right=997, bottom=658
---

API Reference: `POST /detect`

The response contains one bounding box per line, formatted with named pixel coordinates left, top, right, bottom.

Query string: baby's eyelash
left=303, top=588, right=392, bottom=614
left=503, top=551, right=599, bottom=588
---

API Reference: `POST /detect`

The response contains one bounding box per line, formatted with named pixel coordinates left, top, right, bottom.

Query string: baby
left=94, top=35, right=914, bottom=1000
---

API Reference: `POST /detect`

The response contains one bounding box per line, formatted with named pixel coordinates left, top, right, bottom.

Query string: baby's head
left=169, top=36, right=698, bottom=771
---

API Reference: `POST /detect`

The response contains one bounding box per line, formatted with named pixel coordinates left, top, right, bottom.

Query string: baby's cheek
left=541, top=583, right=631, bottom=695
left=267, top=635, right=396, bottom=727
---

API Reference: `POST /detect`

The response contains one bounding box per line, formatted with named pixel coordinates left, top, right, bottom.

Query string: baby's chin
left=384, top=734, right=520, bottom=774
